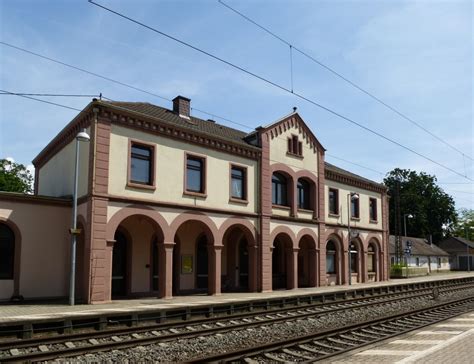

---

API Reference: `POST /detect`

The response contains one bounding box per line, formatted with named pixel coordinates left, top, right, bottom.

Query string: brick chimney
left=172, top=95, right=191, bottom=119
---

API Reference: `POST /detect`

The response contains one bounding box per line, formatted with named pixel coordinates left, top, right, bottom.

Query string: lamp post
left=403, top=213, right=413, bottom=237
left=347, top=192, right=359, bottom=285
left=69, top=129, right=90, bottom=306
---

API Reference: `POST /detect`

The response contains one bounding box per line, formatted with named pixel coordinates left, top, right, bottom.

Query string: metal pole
left=347, top=194, right=351, bottom=285
left=69, top=137, right=80, bottom=306
left=403, top=214, right=407, bottom=237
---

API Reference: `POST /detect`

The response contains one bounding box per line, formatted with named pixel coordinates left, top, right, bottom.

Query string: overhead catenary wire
left=86, top=0, right=473, bottom=182
left=0, top=89, right=82, bottom=111
left=217, top=0, right=474, bottom=163
left=2, top=40, right=469, bottom=184
left=0, top=41, right=172, bottom=103
left=0, top=92, right=101, bottom=98
left=5, top=87, right=472, bottom=204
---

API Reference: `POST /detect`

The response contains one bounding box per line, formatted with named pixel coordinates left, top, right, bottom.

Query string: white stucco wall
left=269, top=124, right=318, bottom=174
left=325, top=180, right=383, bottom=230
left=108, top=125, right=257, bottom=213
left=38, top=128, right=90, bottom=198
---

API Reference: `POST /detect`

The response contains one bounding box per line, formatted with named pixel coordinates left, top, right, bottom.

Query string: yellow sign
left=181, top=255, right=193, bottom=274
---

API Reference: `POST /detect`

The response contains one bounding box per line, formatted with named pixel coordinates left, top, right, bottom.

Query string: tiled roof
left=100, top=100, right=385, bottom=189
left=389, top=236, right=449, bottom=256
left=325, top=162, right=386, bottom=189
left=101, top=101, right=252, bottom=148
left=440, top=236, right=474, bottom=249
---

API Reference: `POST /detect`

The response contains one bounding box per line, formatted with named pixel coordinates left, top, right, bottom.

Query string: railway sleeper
left=352, top=330, right=379, bottom=339
left=263, top=352, right=287, bottom=362
left=312, top=340, right=343, bottom=351
left=282, top=348, right=314, bottom=360
left=339, top=334, right=369, bottom=343
left=298, top=344, right=329, bottom=356
left=360, top=328, right=389, bottom=336
left=379, top=324, right=402, bottom=333
left=327, top=337, right=357, bottom=347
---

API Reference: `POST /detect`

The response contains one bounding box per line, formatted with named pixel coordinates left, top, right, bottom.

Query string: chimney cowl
left=173, top=95, right=191, bottom=119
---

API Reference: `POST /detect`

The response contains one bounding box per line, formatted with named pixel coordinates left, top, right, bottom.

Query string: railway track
left=188, top=297, right=474, bottom=363
left=1, top=282, right=472, bottom=362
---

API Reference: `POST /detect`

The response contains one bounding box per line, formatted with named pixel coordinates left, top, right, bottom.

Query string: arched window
left=272, top=173, right=288, bottom=206
left=297, top=179, right=311, bottom=210
left=326, top=241, right=336, bottom=274
left=0, top=223, right=15, bottom=279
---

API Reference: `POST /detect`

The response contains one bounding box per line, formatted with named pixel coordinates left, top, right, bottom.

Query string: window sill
left=229, top=198, right=249, bottom=205
left=183, top=191, right=207, bottom=198
left=369, top=219, right=378, bottom=224
left=272, top=204, right=291, bottom=210
left=351, top=217, right=361, bottom=221
left=286, top=152, right=304, bottom=159
left=298, top=208, right=314, bottom=213
left=127, top=182, right=156, bottom=191
left=328, top=213, right=340, bottom=218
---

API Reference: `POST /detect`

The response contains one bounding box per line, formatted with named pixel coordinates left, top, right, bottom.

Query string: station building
left=0, top=96, right=389, bottom=303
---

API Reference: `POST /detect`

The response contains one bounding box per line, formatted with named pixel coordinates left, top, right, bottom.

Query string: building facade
left=438, top=237, right=474, bottom=271
left=0, top=96, right=389, bottom=303
left=389, top=236, right=450, bottom=276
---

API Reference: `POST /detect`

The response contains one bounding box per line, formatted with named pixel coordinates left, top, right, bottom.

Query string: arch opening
left=272, top=233, right=293, bottom=290
left=173, top=220, right=215, bottom=295
left=110, top=214, right=165, bottom=299
left=298, top=235, right=317, bottom=288
left=221, top=224, right=257, bottom=293
left=326, top=238, right=342, bottom=286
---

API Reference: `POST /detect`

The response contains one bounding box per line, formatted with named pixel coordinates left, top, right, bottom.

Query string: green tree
left=0, top=159, right=33, bottom=193
left=384, top=168, right=456, bottom=243
left=450, top=208, right=474, bottom=240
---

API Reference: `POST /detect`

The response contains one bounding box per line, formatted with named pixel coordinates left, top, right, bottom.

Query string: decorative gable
left=264, top=113, right=325, bottom=154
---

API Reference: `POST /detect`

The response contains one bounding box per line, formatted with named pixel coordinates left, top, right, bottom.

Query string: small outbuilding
left=389, top=236, right=450, bottom=276
left=437, top=236, right=474, bottom=271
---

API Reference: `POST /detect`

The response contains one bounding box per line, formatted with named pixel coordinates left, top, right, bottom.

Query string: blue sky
left=0, top=0, right=472, bottom=209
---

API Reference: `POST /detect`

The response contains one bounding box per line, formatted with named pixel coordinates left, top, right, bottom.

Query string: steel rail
left=0, top=281, right=468, bottom=350
left=187, top=297, right=474, bottom=363
left=2, top=287, right=473, bottom=362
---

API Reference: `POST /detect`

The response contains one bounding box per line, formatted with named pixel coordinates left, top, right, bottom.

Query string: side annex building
left=0, top=96, right=389, bottom=303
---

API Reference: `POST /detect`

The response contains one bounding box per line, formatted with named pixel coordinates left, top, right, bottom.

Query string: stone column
left=102, top=239, right=115, bottom=303
left=363, top=252, right=369, bottom=283
left=209, top=245, right=223, bottom=295
left=159, top=242, right=174, bottom=299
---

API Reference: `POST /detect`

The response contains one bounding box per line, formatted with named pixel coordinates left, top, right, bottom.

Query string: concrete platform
left=1, top=272, right=472, bottom=328
left=325, top=310, right=474, bottom=363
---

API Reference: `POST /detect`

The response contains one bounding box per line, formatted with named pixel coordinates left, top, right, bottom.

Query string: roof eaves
left=98, top=101, right=262, bottom=153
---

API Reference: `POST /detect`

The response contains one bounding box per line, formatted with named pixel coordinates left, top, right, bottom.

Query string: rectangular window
left=328, top=188, right=339, bottom=215
left=437, top=257, right=441, bottom=268
left=416, top=257, right=420, bottom=266
left=390, top=256, right=395, bottom=265
left=130, top=142, right=154, bottom=186
left=186, top=155, right=205, bottom=194
left=230, top=165, right=247, bottom=201
left=287, top=135, right=303, bottom=157
left=369, top=198, right=377, bottom=221
left=292, top=135, right=298, bottom=154
left=351, top=196, right=360, bottom=218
